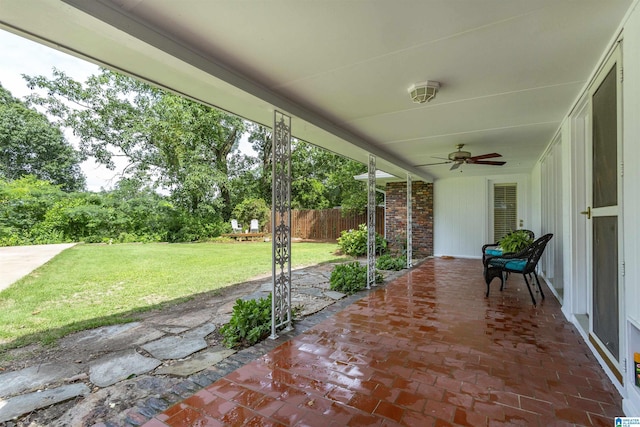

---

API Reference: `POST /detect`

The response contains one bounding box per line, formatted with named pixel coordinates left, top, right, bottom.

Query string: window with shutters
left=493, top=183, right=517, bottom=242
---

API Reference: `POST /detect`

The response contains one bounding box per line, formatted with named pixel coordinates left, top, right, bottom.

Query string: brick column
left=385, top=181, right=433, bottom=258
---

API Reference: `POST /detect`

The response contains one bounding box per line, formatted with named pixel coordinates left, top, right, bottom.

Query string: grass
left=0, top=241, right=345, bottom=350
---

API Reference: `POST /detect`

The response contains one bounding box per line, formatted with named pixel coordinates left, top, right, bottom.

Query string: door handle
left=580, top=206, right=591, bottom=219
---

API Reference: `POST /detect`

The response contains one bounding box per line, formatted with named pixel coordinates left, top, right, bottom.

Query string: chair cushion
left=484, top=248, right=503, bottom=257
left=504, top=259, right=527, bottom=272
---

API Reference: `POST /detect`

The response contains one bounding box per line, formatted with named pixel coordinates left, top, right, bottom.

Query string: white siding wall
left=530, top=163, right=542, bottom=236
left=560, top=120, right=574, bottom=309
left=623, top=0, right=640, bottom=347
left=622, top=1, right=640, bottom=416
left=539, top=130, right=568, bottom=300
left=434, top=177, right=487, bottom=258
left=434, top=174, right=530, bottom=258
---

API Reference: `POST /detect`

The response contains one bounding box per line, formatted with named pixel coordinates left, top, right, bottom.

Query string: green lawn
left=0, top=242, right=345, bottom=349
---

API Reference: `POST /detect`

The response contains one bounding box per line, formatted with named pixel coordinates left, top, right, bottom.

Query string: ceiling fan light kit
left=448, top=146, right=471, bottom=161
left=408, top=81, right=440, bottom=103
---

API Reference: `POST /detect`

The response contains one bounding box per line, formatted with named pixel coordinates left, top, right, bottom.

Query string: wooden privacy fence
left=266, top=207, right=385, bottom=240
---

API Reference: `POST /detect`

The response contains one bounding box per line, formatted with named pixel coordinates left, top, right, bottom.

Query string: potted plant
left=498, top=230, right=534, bottom=254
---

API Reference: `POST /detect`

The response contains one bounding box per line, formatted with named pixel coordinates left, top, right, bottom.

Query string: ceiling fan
left=415, top=144, right=506, bottom=171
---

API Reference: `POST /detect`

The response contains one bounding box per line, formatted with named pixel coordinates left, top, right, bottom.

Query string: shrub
left=165, top=211, right=226, bottom=242
left=330, top=262, right=382, bottom=294
left=376, top=254, right=407, bottom=271
left=0, top=176, right=65, bottom=245
left=337, top=224, right=387, bottom=257
left=220, top=294, right=272, bottom=348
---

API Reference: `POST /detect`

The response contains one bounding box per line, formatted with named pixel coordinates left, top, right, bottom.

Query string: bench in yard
left=222, top=233, right=266, bottom=241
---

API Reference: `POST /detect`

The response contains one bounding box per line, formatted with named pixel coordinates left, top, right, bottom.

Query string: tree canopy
left=290, top=139, right=367, bottom=212
left=0, top=62, right=382, bottom=247
left=24, top=68, right=244, bottom=220
left=240, top=124, right=368, bottom=213
left=2, top=67, right=373, bottom=246
left=0, top=84, right=85, bottom=191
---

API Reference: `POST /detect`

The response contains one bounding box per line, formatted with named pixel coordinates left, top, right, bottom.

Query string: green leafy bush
left=0, top=176, right=235, bottom=246
left=337, top=224, right=387, bottom=257
left=220, top=294, right=272, bottom=348
left=499, top=230, right=534, bottom=254
left=376, top=254, right=407, bottom=271
left=0, top=176, right=65, bottom=245
left=330, top=262, right=382, bottom=294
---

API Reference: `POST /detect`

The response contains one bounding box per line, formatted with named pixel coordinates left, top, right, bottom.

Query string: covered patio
left=2, top=0, right=640, bottom=421
left=142, top=258, right=620, bottom=426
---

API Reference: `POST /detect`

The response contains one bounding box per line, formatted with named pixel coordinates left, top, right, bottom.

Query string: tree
left=0, top=84, right=85, bottom=191
left=325, top=155, right=368, bottom=213
left=239, top=125, right=369, bottom=212
left=246, top=123, right=272, bottom=202
left=227, top=152, right=262, bottom=208
left=24, top=68, right=245, bottom=220
left=290, top=140, right=367, bottom=212
left=150, top=94, right=245, bottom=220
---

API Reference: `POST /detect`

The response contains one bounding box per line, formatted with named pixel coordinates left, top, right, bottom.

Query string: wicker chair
left=483, top=233, right=553, bottom=305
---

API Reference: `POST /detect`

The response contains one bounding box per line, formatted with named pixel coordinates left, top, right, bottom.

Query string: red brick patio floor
left=142, top=258, right=622, bottom=426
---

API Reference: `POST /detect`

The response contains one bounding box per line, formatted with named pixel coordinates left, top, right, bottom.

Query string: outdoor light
left=408, top=81, right=440, bottom=103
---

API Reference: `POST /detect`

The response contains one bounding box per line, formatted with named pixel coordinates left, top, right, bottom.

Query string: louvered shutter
left=494, top=184, right=517, bottom=242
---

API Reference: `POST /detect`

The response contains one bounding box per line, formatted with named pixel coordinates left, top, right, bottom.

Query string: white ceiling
left=0, top=0, right=633, bottom=181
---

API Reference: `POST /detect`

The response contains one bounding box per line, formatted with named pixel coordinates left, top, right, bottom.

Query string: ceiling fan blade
left=468, top=152, right=502, bottom=161
left=450, top=162, right=462, bottom=170
left=470, top=160, right=506, bottom=166
left=414, top=161, right=452, bottom=167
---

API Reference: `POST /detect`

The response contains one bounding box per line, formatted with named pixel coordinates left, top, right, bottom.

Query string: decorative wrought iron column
left=407, top=173, right=413, bottom=268
left=271, top=111, right=292, bottom=338
left=367, top=154, right=376, bottom=289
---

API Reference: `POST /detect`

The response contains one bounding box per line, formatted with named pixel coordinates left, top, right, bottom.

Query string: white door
left=584, top=48, right=624, bottom=383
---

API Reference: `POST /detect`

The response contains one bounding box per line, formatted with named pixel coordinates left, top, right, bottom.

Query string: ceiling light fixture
left=408, top=81, right=440, bottom=103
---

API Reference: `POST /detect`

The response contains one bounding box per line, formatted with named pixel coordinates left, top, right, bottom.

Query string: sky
left=0, top=29, right=255, bottom=192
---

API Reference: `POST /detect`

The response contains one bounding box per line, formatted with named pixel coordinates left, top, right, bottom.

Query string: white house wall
left=434, top=174, right=530, bottom=258
left=434, top=177, right=487, bottom=258
left=530, top=162, right=542, bottom=237
left=624, top=0, right=640, bottom=338
left=560, top=120, right=574, bottom=311
left=621, top=0, right=640, bottom=416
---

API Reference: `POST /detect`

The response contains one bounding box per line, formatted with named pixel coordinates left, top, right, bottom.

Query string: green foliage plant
left=329, top=262, right=382, bottom=294
left=499, top=230, right=534, bottom=254
left=376, top=254, right=407, bottom=271
left=220, top=294, right=272, bottom=348
left=337, top=224, right=387, bottom=257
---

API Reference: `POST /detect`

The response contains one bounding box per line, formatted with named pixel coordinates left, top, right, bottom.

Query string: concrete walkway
left=0, top=243, right=76, bottom=292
